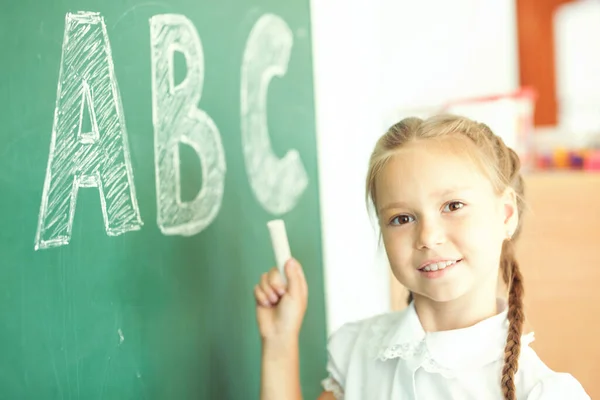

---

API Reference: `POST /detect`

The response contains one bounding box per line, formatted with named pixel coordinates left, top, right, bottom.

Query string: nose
left=415, top=217, right=446, bottom=249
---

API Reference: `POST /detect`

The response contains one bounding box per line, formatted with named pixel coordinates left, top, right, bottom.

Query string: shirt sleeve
left=527, top=373, right=590, bottom=400
left=320, top=320, right=362, bottom=399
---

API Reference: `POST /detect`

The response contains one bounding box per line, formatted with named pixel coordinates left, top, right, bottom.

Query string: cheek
left=454, top=214, right=505, bottom=261
left=461, top=206, right=503, bottom=235
left=381, top=229, right=412, bottom=263
left=458, top=218, right=493, bottom=238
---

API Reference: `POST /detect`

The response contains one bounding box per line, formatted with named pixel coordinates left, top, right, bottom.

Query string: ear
left=501, top=188, right=519, bottom=239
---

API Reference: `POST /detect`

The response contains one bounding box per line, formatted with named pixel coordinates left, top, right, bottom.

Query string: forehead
left=375, top=139, right=496, bottom=208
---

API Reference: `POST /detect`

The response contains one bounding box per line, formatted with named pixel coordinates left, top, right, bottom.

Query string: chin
left=416, top=288, right=467, bottom=303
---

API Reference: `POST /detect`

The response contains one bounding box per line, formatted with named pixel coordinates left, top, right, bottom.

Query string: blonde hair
left=366, top=114, right=525, bottom=400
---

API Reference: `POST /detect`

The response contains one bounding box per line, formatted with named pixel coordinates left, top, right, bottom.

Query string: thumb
left=284, top=258, right=306, bottom=297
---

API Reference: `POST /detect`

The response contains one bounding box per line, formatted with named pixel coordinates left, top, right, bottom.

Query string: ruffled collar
left=373, top=299, right=535, bottom=376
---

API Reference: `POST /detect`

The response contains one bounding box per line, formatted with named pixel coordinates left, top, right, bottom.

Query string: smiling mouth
left=419, top=259, right=463, bottom=272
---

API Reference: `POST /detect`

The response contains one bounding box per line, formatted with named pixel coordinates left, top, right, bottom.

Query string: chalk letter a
left=35, top=11, right=143, bottom=250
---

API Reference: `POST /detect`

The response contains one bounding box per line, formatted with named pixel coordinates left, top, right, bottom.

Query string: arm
left=317, top=392, right=337, bottom=400
left=256, top=260, right=321, bottom=400
left=527, top=373, right=590, bottom=400
left=260, top=337, right=337, bottom=400
left=260, top=338, right=302, bottom=400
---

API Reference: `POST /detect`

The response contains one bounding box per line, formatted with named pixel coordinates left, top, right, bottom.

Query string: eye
left=443, top=201, right=465, bottom=212
left=390, top=215, right=415, bottom=226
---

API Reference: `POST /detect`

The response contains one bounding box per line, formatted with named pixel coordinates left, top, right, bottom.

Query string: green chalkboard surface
left=0, top=1, right=327, bottom=399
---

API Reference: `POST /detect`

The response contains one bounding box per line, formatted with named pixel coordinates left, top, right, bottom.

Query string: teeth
left=421, top=260, right=457, bottom=272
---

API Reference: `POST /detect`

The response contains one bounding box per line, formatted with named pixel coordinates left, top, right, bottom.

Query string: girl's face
left=376, top=138, right=518, bottom=303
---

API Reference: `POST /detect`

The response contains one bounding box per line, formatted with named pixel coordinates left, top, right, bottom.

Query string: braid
left=500, top=240, right=525, bottom=400
left=494, top=132, right=526, bottom=400
left=477, top=124, right=526, bottom=399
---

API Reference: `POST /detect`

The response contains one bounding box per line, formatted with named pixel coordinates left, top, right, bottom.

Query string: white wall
left=554, top=0, right=600, bottom=139
left=310, top=0, right=520, bottom=335
left=378, top=0, right=520, bottom=124
left=310, top=0, right=390, bottom=335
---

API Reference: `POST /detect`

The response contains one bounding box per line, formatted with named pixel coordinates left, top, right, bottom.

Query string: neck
left=413, top=286, right=500, bottom=332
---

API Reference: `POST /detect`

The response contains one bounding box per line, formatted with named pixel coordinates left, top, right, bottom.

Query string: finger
left=284, top=258, right=307, bottom=297
left=254, top=285, right=271, bottom=308
left=297, top=259, right=308, bottom=297
left=267, top=267, right=287, bottom=296
left=259, top=272, right=280, bottom=304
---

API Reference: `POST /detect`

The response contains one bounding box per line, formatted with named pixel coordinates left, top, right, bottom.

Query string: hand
left=254, top=258, right=308, bottom=341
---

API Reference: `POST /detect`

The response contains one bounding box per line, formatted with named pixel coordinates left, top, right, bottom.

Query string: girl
left=253, top=115, right=590, bottom=399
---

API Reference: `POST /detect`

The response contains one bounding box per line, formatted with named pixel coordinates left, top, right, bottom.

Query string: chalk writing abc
left=35, top=11, right=309, bottom=250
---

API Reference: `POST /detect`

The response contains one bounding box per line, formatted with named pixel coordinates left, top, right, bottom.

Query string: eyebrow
left=378, top=186, right=474, bottom=213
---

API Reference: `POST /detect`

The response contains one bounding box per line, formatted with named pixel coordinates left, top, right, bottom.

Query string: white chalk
left=267, top=219, right=291, bottom=284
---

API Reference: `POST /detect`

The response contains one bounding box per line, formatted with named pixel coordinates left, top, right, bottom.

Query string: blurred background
left=312, top=0, right=600, bottom=396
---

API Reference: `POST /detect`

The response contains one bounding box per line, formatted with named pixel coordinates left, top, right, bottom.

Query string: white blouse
left=321, top=301, right=590, bottom=399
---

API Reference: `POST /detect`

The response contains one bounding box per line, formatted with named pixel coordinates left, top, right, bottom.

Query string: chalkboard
left=0, top=1, right=327, bottom=399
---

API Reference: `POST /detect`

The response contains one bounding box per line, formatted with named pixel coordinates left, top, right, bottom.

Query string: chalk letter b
left=150, top=14, right=226, bottom=236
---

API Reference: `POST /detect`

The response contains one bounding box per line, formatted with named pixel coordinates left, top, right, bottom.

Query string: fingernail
left=268, top=294, right=278, bottom=303
left=277, top=288, right=286, bottom=296
left=261, top=300, right=271, bottom=307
